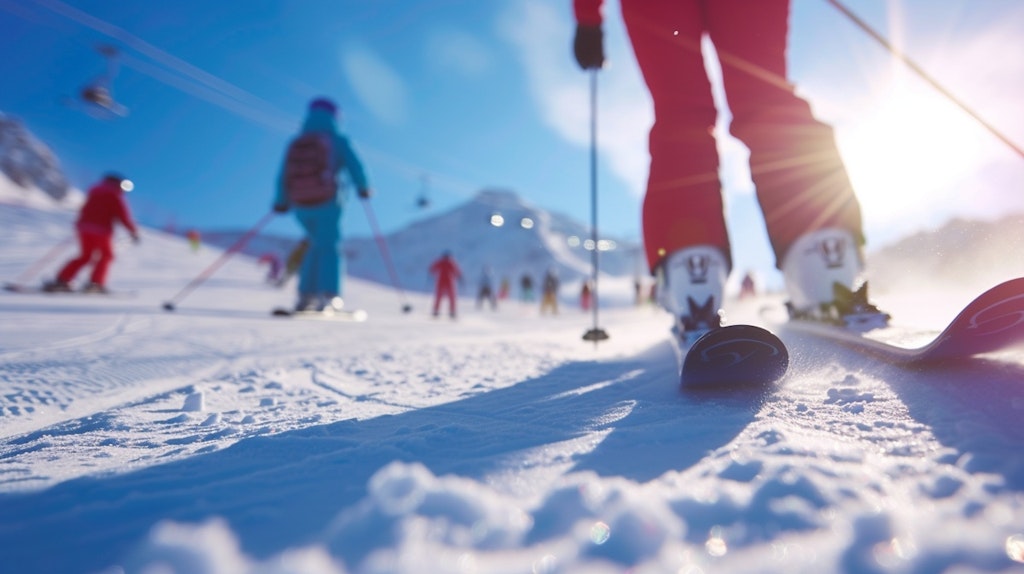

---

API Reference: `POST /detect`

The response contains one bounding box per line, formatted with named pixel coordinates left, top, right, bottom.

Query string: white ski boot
left=656, top=245, right=728, bottom=344
left=295, top=294, right=318, bottom=312
left=782, top=227, right=889, bottom=329
left=320, top=296, right=344, bottom=314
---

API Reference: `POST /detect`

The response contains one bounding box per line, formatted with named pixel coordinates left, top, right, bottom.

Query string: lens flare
left=706, top=526, right=728, bottom=557
left=1007, top=534, right=1024, bottom=563
left=590, top=521, right=611, bottom=545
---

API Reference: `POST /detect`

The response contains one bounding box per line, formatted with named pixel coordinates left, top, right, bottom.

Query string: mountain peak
left=472, top=188, right=530, bottom=210
left=0, top=112, right=71, bottom=202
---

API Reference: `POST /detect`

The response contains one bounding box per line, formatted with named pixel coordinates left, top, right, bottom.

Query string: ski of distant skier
left=786, top=277, right=1024, bottom=364
left=3, top=282, right=136, bottom=297
left=271, top=307, right=368, bottom=322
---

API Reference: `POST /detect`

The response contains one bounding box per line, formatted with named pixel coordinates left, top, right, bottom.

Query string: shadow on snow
left=0, top=338, right=765, bottom=573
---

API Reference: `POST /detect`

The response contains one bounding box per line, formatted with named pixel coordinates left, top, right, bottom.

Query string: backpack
left=283, top=133, right=337, bottom=206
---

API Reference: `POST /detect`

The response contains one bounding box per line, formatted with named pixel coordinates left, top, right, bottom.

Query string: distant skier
left=633, top=278, right=643, bottom=306
left=429, top=251, right=462, bottom=318
left=258, top=253, right=282, bottom=283
left=580, top=280, right=593, bottom=311
left=476, top=265, right=497, bottom=311
left=498, top=276, right=511, bottom=301
left=272, top=97, right=372, bottom=312
left=186, top=229, right=201, bottom=252
left=44, top=173, right=139, bottom=294
left=519, top=273, right=534, bottom=303
left=540, top=267, right=559, bottom=315
left=739, top=271, right=757, bottom=299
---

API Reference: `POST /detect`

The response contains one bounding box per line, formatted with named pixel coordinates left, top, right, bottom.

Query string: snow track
left=0, top=257, right=662, bottom=493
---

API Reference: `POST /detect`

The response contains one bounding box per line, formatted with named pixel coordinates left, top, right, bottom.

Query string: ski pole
left=583, top=70, right=609, bottom=343
left=8, top=235, right=75, bottom=287
left=824, top=0, right=1024, bottom=161
left=162, top=211, right=275, bottom=311
left=359, top=198, right=412, bottom=313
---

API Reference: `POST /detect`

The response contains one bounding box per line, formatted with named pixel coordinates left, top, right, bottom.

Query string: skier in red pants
left=572, top=0, right=885, bottom=339
left=45, top=173, right=139, bottom=293
left=429, top=251, right=462, bottom=318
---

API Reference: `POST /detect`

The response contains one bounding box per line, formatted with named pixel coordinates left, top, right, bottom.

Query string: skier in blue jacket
left=273, top=97, right=371, bottom=312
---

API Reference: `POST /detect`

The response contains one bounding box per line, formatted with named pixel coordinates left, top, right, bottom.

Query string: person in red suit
left=45, top=173, right=139, bottom=293
left=428, top=251, right=462, bottom=319
left=572, top=0, right=883, bottom=338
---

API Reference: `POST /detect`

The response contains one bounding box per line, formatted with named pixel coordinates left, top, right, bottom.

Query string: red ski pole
left=360, top=199, right=412, bottom=313
left=162, top=211, right=275, bottom=311
left=7, top=235, right=75, bottom=288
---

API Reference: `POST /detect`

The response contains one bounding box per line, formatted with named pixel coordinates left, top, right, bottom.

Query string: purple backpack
left=283, top=133, right=337, bottom=206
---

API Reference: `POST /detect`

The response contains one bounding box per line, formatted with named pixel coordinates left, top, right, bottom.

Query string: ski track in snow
left=0, top=300, right=606, bottom=491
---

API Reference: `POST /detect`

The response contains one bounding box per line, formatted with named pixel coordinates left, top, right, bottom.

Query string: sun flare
left=836, top=80, right=990, bottom=228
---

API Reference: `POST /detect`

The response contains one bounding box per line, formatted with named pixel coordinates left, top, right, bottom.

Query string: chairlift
left=415, top=174, right=431, bottom=210
left=72, top=44, right=129, bottom=119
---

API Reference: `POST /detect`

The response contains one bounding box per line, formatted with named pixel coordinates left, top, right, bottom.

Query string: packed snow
left=1, top=183, right=1023, bottom=574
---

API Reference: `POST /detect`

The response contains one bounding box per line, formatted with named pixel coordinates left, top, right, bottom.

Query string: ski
left=3, top=282, right=136, bottom=297
left=676, top=324, right=790, bottom=389
left=271, top=307, right=368, bottom=322
left=786, top=277, right=1024, bottom=364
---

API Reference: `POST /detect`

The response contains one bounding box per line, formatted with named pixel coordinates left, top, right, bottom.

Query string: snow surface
left=1, top=182, right=1024, bottom=573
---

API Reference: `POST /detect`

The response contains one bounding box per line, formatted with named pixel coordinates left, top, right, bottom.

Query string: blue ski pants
left=294, top=202, right=343, bottom=297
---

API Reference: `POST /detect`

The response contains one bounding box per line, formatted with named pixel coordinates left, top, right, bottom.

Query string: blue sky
left=1, top=0, right=1022, bottom=286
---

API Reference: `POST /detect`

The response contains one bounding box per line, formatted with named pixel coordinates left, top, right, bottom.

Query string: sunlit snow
left=1, top=178, right=1023, bottom=574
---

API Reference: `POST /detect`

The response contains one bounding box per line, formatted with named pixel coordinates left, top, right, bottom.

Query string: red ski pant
left=433, top=282, right=457, bottom=317
left=57, top=230, right=115, bottom=286
left=621, top=0, right=864, bottom=272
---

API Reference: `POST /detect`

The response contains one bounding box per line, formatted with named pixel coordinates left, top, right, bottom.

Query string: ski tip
left=681, top=324, right=789, bottom=390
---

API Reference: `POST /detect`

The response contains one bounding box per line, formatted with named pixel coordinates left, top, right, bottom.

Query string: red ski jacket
left=76, top=178, right=138, bottom=237
left=429, top=255, right=462, bottom=289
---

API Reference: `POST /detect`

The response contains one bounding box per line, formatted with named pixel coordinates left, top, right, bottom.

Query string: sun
left=834, top=78, right=989, bottom=230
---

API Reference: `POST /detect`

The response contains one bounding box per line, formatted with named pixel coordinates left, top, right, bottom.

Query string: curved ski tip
left=681, top=324, right=789, bottom=390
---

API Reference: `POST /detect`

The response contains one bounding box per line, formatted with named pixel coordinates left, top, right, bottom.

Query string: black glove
left=357, top=188, right=373, bottom=199
left=273, top=203, right=289, bottom=213
left=573, top=25, right=605, bottom=70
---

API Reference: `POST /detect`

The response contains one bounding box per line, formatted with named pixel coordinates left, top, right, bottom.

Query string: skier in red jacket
left=572, top=0, right=885, bottom=339
left=45, top=173, right=139, bottom=293
left=428, top=251, right=462, bottom=318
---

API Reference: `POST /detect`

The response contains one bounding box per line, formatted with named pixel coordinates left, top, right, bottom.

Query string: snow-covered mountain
left=868, top=214, right=1024, bottom=295
left=0, top=113, right=72, bottom=203
left=346, top=188, right=640, bottom=292
left=202, top=188, right=644, bottom=298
